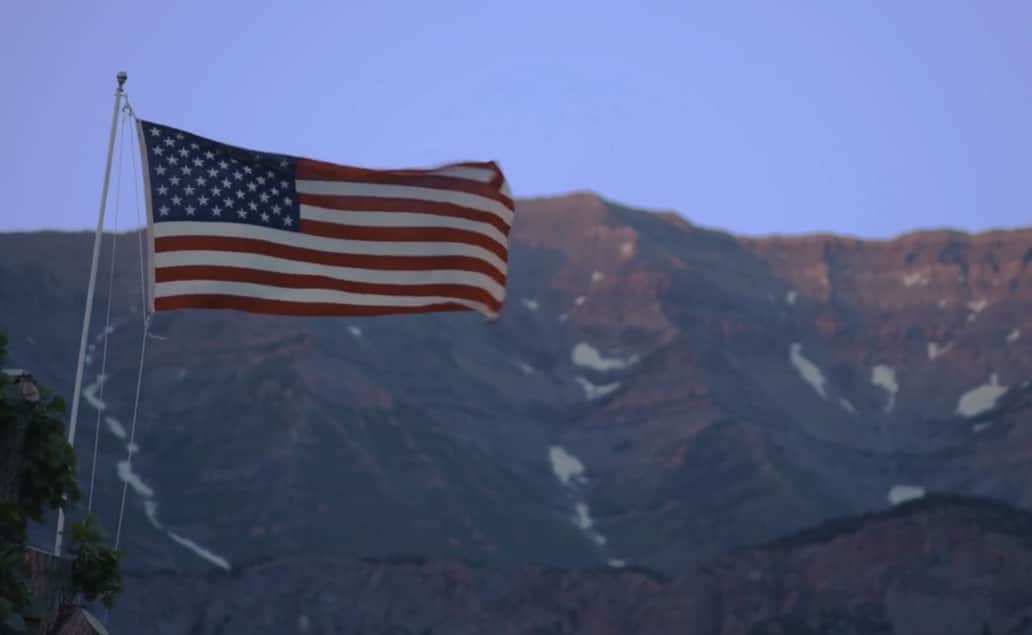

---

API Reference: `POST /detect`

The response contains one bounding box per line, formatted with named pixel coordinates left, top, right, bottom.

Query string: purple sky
left=4, top=1, right=1030, bottom=237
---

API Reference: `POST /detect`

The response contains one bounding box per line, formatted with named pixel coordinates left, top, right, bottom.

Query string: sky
left=2, top=1, right=1030, bottom=238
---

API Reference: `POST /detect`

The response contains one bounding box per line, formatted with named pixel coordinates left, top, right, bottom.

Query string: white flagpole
left=54, top=71, right=128, bottom=557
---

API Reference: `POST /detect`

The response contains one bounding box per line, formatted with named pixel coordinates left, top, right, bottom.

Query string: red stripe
left=154, top=295, right=476, bottom=316
left=154, top=235, right=507, bottom=285
left=299, top=220, right=508, bottom=260
left=155, top=265, right=503, bottom=310
left=298, top=193, right=512, bottom=233
left=294, top=158, right=513, bottom=209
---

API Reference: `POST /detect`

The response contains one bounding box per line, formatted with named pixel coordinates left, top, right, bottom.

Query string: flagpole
left=54, top=71, right=128, bottom=557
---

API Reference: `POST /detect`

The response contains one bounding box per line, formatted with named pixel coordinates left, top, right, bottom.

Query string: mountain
left=1, top=192, right=1030, bottom=628
left=110, top=494, right=1032, bottom=634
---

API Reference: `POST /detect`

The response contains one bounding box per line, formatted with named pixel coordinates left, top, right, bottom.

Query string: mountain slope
left=108, top=495, right=1032, bottom=634
left=1, top=192, right=1030, bottom=579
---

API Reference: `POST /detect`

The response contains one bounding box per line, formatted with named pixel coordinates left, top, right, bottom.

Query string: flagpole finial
left=116, top=71, right=127, bottom=91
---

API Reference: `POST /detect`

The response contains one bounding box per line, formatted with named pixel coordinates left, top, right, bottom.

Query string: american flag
left=136, top=119, right=514, bottom=319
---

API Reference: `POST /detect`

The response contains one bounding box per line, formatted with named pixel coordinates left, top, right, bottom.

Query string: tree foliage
left=0, top=328, right=123, bottom=634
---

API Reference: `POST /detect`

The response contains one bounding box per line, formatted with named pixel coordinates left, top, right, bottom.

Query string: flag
left=135, top=119, right=514, bottom=319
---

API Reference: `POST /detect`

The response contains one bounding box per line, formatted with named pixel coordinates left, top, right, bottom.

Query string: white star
left=259, top=193, right=270, bottom=202
left=282, top=216, right=294, bottom=226
left=218, top=160, right=228, bottom=170
left=272, top=204, right=282, bottom=215
left=149, top=127, right=161, bottom=137
left=185, top=185, right=195, bottom=195
left=158, top=205, right=170, bottom=216
left=155, top=166, right=166, bottom=176
left=181, top=166, right=193, bottom=175
left=248, top=202, right=258, bottom=211
left=260, top=212, right=270, bottom=222
left=221, top=178, right=231, bottom=188
left=153, top=147, right=164, bottom=156
left=223, top=197, right=234, bottom=208
left=279, top=160, right=288, bottom=167
left=168, top=156, right=179, bottom=165
left=270, top=187, right=279, bottom=196
left=235, top=190, right=245, bottom=199
left=233, top=170, right=243, bottom=180
left=205, top=151, right=215, bottom=160
left=236, top=209, right=248, bottom=219
left=243, top=166, right=253, bottom=174
left=185, top=205, right=196, bottom=216
left=279, top=180, right=289, bottom=189
left=207, top=168, right=218, bottom=178
left=256, top=176, right=266, bottom=185
left=212, top=206, right=222, bottom=216
left=190, top=142, right=200, bottom=150
left=196, top=176, right=208, bottom=186
left=164, top=137, right=175, bottom=147
left=157, top=185, right=168, bottom=195
left=246, top=182, right=258, bottom=192
left=170, top=176, right=181, bottom=186
left=178, top=148, right=189, bottom=157
left=192, top=158, right=203, bottom=167
left=282, top=196, right=292, bottom=206
left=171, top=195, right=182, bottom=206
left=176, top=133, right=184, bottom=140
left=198, top=195, right=209, bottom=206
left=266, top=171, right=275, bottom=179
left=211, top=186, right=222, bottom=196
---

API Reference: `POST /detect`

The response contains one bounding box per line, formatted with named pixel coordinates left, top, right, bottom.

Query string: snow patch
left=521, top=298, right=540, bottom=311
left=870, top=365, right=898, bottom=414
left=785, top=290, right=797, bottom=305
left=104, top=416, right=127, bottom=440
left=839, top=398, right=856, bottom=414
left=938, top=299, right=948, bottom=309
left=967, top=299, right=988, bottom=322
left=116, top=461, right=154, bottom=498
left=167, top=531, right=232, bottom=571
left=143, top=500, right=163, bottom=529
left=574, top=296, right=587, bottom=306
left=973, top=421, right=993, bottom=434
left=575, top=377, right=620, bottom=400
left=573, top=502, right=594, bottom=531
left=927, top=342, right=952, bottom=361
left=789, top=344, right=827, bottom=399
left=956, top=373, right=1008, bottom=417
left=608, top=558, right=627, bottom=568
left=887, top=485, right=925, bottom=505
left=1006, top=329, right=1020, bottom=344
left=591, top=271, right=604, bottom=283
left=515, top=361, right=535, bottom=375
left=620, top=242, right=635, bottom=258
left=175, top=368, right=188, bottom=381
left=571, top=342, right=633, bottom=372
left=902, top=272, right=929, bottom=287
left=548, top=446, right=587, bottom=487
left=558, top=312, right=570, bottom=323
left=82, top=379, right=107, bottom=412
left=348, top=325, right=363, bottom=338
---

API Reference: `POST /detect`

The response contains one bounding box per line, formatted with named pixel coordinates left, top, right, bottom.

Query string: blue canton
left=140, top=120, right=300, bottom=231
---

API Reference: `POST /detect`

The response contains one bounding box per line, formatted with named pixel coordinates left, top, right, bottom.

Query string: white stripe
left=300, top=205, right=509, bottom=247
left=154, top=280, right=497, bottom=314
left=153, top=221, right=508, bottom=276
left=431, top=166, right=498, bottom=183
left=154, top=250, right=506, bottom=301
left=294, top=180, right=514, bottom=225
